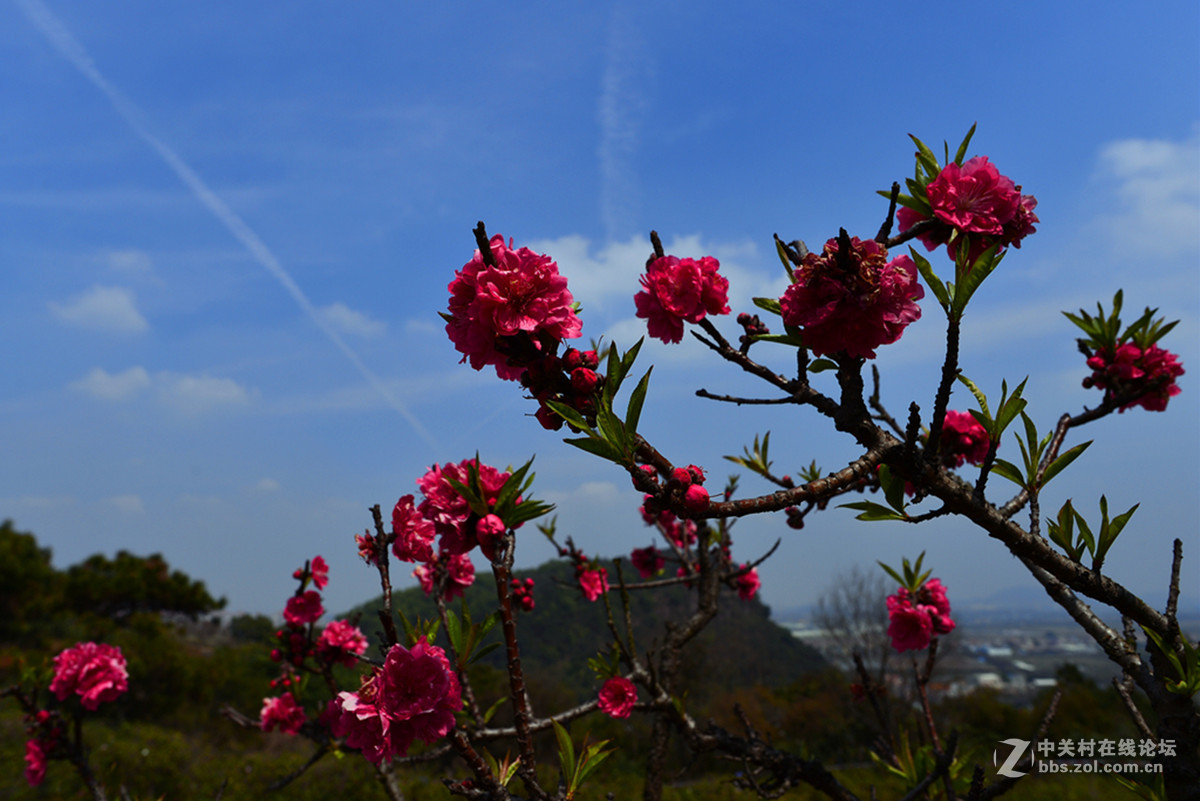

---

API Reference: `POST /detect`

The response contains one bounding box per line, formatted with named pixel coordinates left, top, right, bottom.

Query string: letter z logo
left=993, top=738, right=1031, bottom=778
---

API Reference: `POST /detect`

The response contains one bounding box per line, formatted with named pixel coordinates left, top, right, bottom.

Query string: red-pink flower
left=417, top=459, right=511, bottom=555
left=597, top=676, right=638, bottom=719
left=927, top=157, right=1020, bottom=236
left=885, top=580, right=955, bottom=652
left=261, top=692, right=307, bottom=735
left=355, top=532, right=379, bottom=565
left=682, top=484, right=710, bottom=514
left=446, top=234, right=582, bottom=380
left=736, top=566, right=761, bottom=601
left=328, top=639, right=462, bottom=764
left=1086, top=343, right=1184, bottom=412
left=475, top=514, right=507, bottom=561
left=310, top=555, right=329, bottom=590
left=24, top=740, right=47, bottom=787
left=886, top=599, right=933, bottom=652
left=635, top=254, right=730, bottom=343
left=317, top=620, right=369, bottom=667
left=49, top=642, right=128, bottom=711
left=631, top=546, right=665, bottom=579
left=937, top=410, right=991, bottom=468
left=392, top=495, right=436, bottom=564
left=413, top=553, right=476, bottom=601
left=283, top=591, right=325, bottom=626
left=779, top=235, right=924, bottom=359
left=578, top=566, right=609, bottom=602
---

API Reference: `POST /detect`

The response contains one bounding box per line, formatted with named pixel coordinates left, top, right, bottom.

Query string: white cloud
left=71, top=366, right=151, bottom=400
left=71, top=366, right=255, bottom=413
left=319, top=302, right=386, bottom=337
left=253, top=478, right=281, bottom=492
left=157, top=373, right=254, bottom=414
left=107, top=494, right=145, bottom=513
left=1096, top=130, right=1200, bottom=257
left=106, top=249, right=154, bottom=274
left=48, top=285, right=149, bottom=333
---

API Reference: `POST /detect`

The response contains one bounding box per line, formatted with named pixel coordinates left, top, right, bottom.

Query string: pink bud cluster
left=523, top=346, right=605, bottom=431
left=1084, top=343, right=1184, bottom=412
left=635, top=254, right=731, bottom=344
left=779, top=234, right=924, bottom=359
left=327, top=639, right=462, bottom=764
left=510, top=577, right=536, bottom=612
left=900, top=156, right=1038, bottom=262
left=885, top=579, right=955, bottom=653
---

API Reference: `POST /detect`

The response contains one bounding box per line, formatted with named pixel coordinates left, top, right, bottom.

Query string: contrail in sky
left=15, top=0, right=441, bottom=453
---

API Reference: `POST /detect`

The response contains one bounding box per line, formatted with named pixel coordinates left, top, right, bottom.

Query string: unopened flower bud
left=682, top=484, right=710, bottom=513
left=571, top=367, right=601, bottom=395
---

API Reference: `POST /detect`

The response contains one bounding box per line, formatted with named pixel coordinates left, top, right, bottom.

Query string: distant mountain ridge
left=344, top=558, right=826, bottom=702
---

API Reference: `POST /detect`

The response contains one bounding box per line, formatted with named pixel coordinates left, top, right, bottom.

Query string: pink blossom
left=635, top=255, right=730, bottom=343
left=283, top=590, right=325, bottom=626
left=886, top=597, right=934, bottom=652
left=49, top=642, right=128, bottom=711
left=736, top=566, right=761, bottom=601
left=779, top=235, right=924, bottom=359
left=355, top=532, right=379, bottom=565
left=24, top=740, right=47, bottom=786
left=446, top=234, right=582, bottom=380
left=937, top=410, right=991, bottom=468
left=578, top=566, right=609, bottom=602
left=1086, top=343, right=1184, bottom=412
left=927, top=157, right=1020, bottom=236
left=310, top=555, right=329, bottom=590
left=631, top=546, right=664, bottom=579
left=886, top=579, right=955, bottom=652
left=261, top=692, right=307, bottom=735
left=392, top=495, right=437, bottom=564
left=317, top=620, right=369, bottom=667
left=414, top=553, right=477, bottom=601
left=328, top=640, right=462, bottom=764
left=597, top=676, right=638, bottom=719
left=417, top=459, right=511, bottom=555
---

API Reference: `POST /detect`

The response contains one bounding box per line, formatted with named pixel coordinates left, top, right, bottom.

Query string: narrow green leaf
left=1041, top=441, right=1092, bottom=486
left=751, top=332, right=806, bottom=347
left=468, top=642, right=503, bottom=666
left=553, top=719, right=575, bottom=780
left=877, top=561, right=907, bottom=587
left=544, top=399, right=594, bottom=433
left=625, top=367, right=652, bottom=436
left=956, top=374, right=991, bottom=419
left=753, top=296, right=783, bottom=316
left=953, top=122, right=977, bottom=165
left=878, top=465, right=907, bottom=513
left=808, top=358, right=838, bottom=373
left=576, top=742, right=615, bottom=786
left=951, top=242, right=1004, bottom=316
left=563, top=436, right=622, bottom=462
left=910, top=248, right=950, bottom=310
left=445, top=609, right=463, bottom=656
left=991, top=459, right=1026, bottom=486
left=774, top=237, right=795, bottom=282
left=841, top=501, right=907, bottom=522
left=1073, top=508, right=1096, bottom=558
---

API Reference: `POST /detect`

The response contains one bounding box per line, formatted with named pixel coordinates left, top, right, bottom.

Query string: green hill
left=344, top=558, right=825, bottom=705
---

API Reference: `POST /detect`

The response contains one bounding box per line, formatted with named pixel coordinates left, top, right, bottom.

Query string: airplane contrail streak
left=15, top=0, right=441, bottom=453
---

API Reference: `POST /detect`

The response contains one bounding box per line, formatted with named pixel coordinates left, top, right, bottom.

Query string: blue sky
left=3, top=0, right=1197, bottom=621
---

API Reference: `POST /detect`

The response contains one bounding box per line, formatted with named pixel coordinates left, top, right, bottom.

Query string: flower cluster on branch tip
left=780, top=231, right=924, bottom=359
left=634, top=253, right=731, bottom=344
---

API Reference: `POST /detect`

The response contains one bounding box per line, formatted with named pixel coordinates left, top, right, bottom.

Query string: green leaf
left=909, top=133, right=943, bottom=179
left=991, top=458, right=1025, bottom=486
left=753, top=296, right=783, bottom=316
left=563, top=435, right=622, bottom=462
left=841, top=501, right=907, bottom=522
left=544, top=399, right=594, bottom=434
left=774, top=237, right=795, bottom=282
left=951, top=242, right=1004, bottom=316
left=625, top=368, right=652, bottom=436
left=751, top=332, right=806, bottom=347
left=808, top=358, right=838, bottom=373
left=910, top=248, right=950, bottom=310
left=1040, top=441, right=1092, bottom=487
left=953, top=122, right=977, bottom=165
left=553, top=719, right=575, bottom=780
left=445, top=608, right=463, bottom=657
left=468, top=641, right=503, bottom=666
left=878, top=465, right=907, bottom=513
left=956, top=374, right=991, bottom=419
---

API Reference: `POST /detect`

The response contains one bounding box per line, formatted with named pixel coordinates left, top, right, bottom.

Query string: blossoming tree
left=14, top=127, right=1194, bottom=801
